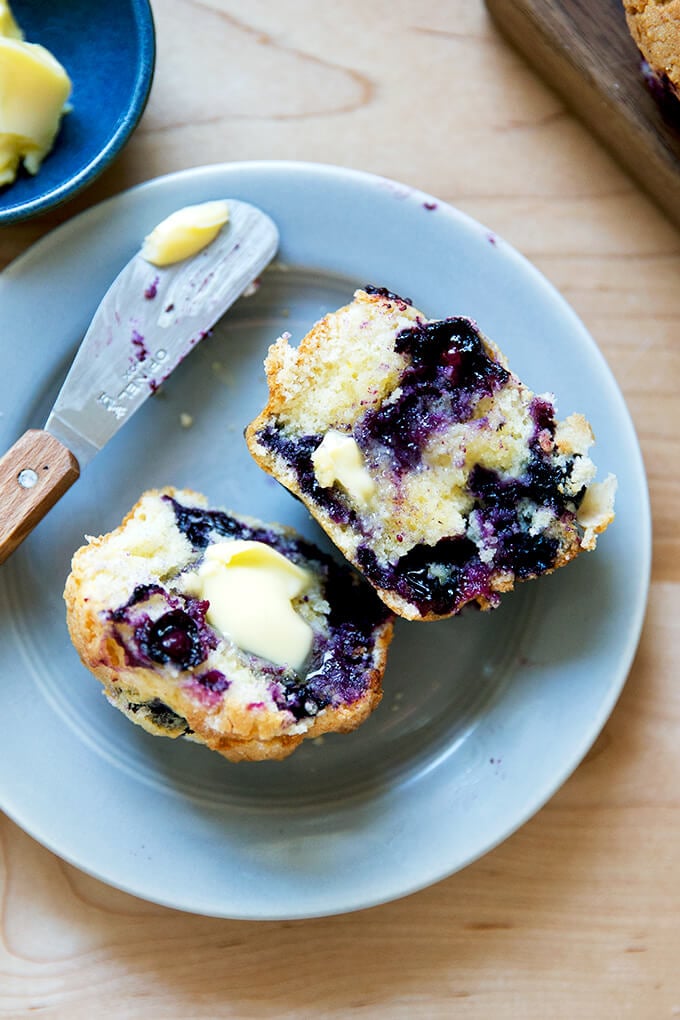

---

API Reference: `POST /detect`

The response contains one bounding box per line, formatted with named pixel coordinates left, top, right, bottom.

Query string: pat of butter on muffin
left=141, top=200, right=230, bottom=266
left=312, top=431, right=377, bottom=507
left=185, top=539, right=314, bottom=670
left=0, top=1, right=72, bottom=186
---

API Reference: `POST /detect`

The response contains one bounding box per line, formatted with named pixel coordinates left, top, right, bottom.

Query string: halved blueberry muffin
left=64, top=488, right=393, bottom=761
left=246, top=288, right=616, bottom=621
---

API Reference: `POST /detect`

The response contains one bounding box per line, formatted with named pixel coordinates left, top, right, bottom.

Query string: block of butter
left=0, top=1, right=72, bottom=186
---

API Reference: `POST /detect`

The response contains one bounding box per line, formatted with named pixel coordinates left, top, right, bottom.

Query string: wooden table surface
left=1, top=2, right=678, bottom=1016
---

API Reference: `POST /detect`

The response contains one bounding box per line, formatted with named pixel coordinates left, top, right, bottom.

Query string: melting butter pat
left=312, top=431, right=376, bottom=507
left=141, top=200, right=230, bottom=267
left=189, top=540, right=313, bottom=670
left=0, top=4, right=71, bottom=186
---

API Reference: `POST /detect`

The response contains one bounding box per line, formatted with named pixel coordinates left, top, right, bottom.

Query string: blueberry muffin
left=246, top=287, right=616, bottom=621
left=624, top=0, right=680, bottom=100
left=64, top=488, right=393, bottom=761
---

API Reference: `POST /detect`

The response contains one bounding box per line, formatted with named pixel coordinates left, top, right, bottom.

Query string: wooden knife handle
left=0, top=430, right=80, bottom=565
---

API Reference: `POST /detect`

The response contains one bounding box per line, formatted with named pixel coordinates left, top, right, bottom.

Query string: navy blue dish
left=0, top=0, right=155, bottom=224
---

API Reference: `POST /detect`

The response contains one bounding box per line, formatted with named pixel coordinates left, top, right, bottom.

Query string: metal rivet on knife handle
left=0, top=430, right=80, bottom=565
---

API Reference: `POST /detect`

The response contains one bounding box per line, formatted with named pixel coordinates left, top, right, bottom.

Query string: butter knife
left=0, top=198, right=279, bottom=564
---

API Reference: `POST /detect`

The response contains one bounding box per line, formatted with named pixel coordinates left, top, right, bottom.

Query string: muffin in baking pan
left=246, top=287, right=616, bottom=621
left=64, top=488, right=393, bottom=762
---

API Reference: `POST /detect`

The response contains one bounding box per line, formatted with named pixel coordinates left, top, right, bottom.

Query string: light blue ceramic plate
left=0, top=0, right=155, bottom=223
left=0, top=162, right=651, bottom=918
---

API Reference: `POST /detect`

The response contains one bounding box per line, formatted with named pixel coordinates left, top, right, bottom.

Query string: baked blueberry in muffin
left=246, top=288, right=616, bottom=621
left=64, top=488, right=393, bottom=761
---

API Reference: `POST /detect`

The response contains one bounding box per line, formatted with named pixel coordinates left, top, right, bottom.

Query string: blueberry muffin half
left=246, top=287, right=616, bottom=621
left=64, top=488, right=393, bottom=761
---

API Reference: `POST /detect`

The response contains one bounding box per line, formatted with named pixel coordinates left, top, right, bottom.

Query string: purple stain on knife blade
left=188, top=330, right=210, bottom=347
left=191, top=330, right=213, bottom=346
left=131, top=329, right=148, bottom=362
left=196, top=271, right=215, bottom=294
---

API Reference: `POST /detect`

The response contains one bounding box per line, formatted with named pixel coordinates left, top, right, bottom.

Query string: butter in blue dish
left=0, top=0, right=155, bottom=223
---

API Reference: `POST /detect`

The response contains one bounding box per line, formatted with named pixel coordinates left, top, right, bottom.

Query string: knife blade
left=0, top=198, right=279, bottom=564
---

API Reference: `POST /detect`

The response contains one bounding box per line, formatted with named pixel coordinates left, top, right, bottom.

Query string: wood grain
left=485, top=0, right=680, bottom=231
left=0, top=430, right=79, bottom=564
left=0, top=1, right=679, bottom=1017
